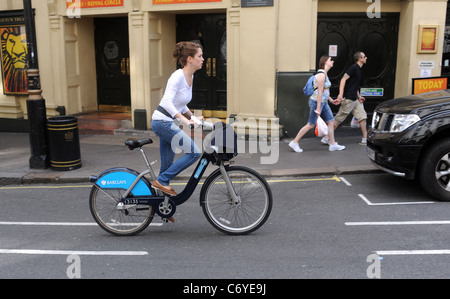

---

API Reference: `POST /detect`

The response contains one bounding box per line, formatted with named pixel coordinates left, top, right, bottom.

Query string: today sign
left=412, top=77, right=448, bottom=94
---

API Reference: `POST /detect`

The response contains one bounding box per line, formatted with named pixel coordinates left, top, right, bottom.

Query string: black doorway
left=176, top=14, right=227, bottom=114
left=94, top=17, right=131, bottom=111
left=317, top=13, right=399, bottom=116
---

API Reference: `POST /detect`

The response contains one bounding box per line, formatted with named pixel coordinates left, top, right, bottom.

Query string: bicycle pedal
left=161, top=217, right=175, bottom=223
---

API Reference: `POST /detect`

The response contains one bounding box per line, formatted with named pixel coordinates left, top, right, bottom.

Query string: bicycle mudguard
left=90, top=167, right=153, bottom=196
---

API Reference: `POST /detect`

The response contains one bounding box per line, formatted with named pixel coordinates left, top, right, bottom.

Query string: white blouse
left=152, top=68, right=192, bottom=121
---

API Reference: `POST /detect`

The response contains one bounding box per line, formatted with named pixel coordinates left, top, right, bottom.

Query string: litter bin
left=47, top=116, right=82, bottom=171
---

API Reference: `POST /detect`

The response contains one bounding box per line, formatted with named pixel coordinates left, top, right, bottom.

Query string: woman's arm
left=314, top=73, right=326, bottom=115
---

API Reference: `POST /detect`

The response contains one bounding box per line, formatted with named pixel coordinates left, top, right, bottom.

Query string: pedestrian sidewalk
left=0, top=127, right=379, bottom=185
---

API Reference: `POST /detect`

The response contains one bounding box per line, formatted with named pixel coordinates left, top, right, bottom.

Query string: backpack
left=303, top=70, right=325, bottom=96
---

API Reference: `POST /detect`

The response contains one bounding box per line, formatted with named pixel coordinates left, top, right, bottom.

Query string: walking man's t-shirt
left=343, top=63, right=362, bottom=100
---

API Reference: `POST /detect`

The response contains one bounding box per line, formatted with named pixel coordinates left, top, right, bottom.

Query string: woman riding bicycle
left=150, top=41, right=204, bottom=196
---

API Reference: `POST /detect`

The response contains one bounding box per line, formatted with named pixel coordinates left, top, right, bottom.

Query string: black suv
left=367, top=90, right=450, bottom=201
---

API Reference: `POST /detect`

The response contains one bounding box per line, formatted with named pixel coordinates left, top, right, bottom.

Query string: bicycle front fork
left=219, top=164, right=241, bottom=205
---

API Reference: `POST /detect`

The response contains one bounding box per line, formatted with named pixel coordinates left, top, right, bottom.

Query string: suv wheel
left=419, top=138, right=450, bottom=202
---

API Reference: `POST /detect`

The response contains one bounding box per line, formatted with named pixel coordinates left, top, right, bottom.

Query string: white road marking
left=346, top=220, right=450, bottom=226
left=0, top=221, right=163, bottom=226
left=358, top=194, right=434, bottom=206
left=339, top=176, right=352, bottom=186
left=0, top=249, right=148, bottom=256
left=376, top=250, right=450, bottom=256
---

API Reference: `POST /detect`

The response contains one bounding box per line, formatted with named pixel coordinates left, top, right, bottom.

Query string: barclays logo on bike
left=194, top=159, right=208, bottom=179
left=101, top=180, right=127, bottom=186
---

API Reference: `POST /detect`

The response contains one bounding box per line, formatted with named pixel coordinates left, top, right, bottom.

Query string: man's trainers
left=321, top=137, right=330, bottom=145
left=329, top=143, right=346, bottom=151
left=289, top=141, right=303, bottom=153
left=359, top=138, right=367, bottom=145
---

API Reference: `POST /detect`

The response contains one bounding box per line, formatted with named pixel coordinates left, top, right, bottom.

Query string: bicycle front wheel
left=201, top=166, right=272, bottom=235
left=89, top=185, right=155, bottom=236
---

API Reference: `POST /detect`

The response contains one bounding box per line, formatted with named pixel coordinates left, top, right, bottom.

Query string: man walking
left=324, top=51, right=368, bottom=145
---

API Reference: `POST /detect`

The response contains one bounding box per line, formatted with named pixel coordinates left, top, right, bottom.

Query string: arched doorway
left=317, top=13, right=399, bottom=117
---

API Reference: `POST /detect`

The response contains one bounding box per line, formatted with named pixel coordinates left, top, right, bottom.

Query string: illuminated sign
left=153, top=0, right=221, bottom=4
left=412, top=77, right=448, bottom=94
left=66, top=0, right=124, bottom=9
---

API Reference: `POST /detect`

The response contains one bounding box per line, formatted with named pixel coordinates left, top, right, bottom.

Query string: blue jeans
left=307, top=100, right=334, bottom=126
left=151, top=120, right=201, bottom=186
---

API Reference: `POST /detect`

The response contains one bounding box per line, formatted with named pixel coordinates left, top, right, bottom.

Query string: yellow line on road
left=0, top=185, right=91, bottom=190
left=123, top=176, right=341, bottom=186
left=0, top=176, right=341, bottom=190
left=266, top=176, right=341, bottom=183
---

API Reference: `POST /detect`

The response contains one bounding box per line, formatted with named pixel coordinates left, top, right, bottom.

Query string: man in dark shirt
left=334, top=51, right=368, bottom=145
left=343, top=63, right=363, bottom=100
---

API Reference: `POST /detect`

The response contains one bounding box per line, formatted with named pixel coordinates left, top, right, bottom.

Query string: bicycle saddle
left=125, top=138, right=153, bottom=150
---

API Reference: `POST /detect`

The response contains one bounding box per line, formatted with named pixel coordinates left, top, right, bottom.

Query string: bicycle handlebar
left=189, top=120, right=215, bottom=131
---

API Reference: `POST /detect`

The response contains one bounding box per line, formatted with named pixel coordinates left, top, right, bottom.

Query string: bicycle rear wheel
left=201, top=166, right=272, bottom=235
left=89, top=185, right=155, bottom=236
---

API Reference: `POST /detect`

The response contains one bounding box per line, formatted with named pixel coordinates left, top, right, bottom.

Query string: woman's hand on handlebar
left=190, top=115, right=203, bottom=128
left=175, top=113, right=195, bottom=129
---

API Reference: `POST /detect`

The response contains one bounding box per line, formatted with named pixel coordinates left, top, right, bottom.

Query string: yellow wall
left=397, top=0, right=447, bottom=96
left=277, top=0, right=318, bottom=72
left=237, top=5, right=277, bottom=118
left=0, top=0, right=448, bottom=128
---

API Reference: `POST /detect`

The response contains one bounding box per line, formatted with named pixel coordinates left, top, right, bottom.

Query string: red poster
left=66, top=0, right=124, bottom=9
left=421, top=28, right=436, bottom=51
left=153, top=0, right=221, bottom=4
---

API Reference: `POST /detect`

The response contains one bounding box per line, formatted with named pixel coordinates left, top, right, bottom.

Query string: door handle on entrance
left=126, top=58, right=130, bottom=75
left=121, top=58, right=126, bottom=75
left=206, top=58, right=211, bottom=77
left=212, top=58, right=216, bottom=77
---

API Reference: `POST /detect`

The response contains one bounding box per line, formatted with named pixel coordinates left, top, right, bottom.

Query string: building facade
left=0, top=0, right=448, bottom=137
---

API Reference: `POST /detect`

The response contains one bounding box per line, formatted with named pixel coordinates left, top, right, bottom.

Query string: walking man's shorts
left=334, top=98, right=367, bottom=125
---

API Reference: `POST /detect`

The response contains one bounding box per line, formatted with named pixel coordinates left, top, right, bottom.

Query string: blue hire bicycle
left=88, top=122, right=273, bottom=236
